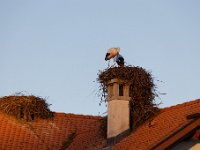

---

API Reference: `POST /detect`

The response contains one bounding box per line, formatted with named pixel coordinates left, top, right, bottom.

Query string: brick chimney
left=106, top=78, right=131, bottom=139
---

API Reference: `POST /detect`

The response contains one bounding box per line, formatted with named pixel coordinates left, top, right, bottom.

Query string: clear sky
left=1, top=0, right=200, bottom=116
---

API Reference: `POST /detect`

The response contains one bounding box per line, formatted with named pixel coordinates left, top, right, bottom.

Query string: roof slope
left=112, top=99, right=200, bottom=150
left=0, top=112, right=106, bottom=150
left=0, top=99, right=200, bottom=150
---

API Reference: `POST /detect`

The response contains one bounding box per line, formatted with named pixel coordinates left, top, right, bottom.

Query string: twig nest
left=0, top=95, right=53, bottom=121
left=97, top=66, right=160, bottom=128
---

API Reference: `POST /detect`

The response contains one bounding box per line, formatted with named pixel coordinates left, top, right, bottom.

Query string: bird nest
left=0, top=95, right=53, bottom=121
left=97, top=66, right=160, bottom=128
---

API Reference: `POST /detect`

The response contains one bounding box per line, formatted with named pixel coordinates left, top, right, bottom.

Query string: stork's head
left=105, top=47, right=120, bottom=61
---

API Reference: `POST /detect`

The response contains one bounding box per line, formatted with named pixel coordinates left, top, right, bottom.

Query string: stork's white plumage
left=105, top=47, right=124, bottom=67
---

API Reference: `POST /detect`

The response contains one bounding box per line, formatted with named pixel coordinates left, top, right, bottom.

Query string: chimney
left=106, top=78, right=131, bottom=139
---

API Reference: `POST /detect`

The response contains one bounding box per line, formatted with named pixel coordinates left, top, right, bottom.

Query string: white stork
left=105, top=47, right=124, bottom=67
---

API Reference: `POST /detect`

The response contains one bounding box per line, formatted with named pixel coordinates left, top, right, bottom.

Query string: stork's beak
left=105, top=53, right=110, bottom=61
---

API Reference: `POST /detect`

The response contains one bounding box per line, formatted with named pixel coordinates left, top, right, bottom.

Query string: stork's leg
left=108, top=60, right=110, bottom=68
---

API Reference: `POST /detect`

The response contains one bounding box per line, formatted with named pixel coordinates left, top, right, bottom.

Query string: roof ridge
left=161, top=98, right=200, bottom=111
left=54, top=112, right=103, bottom=119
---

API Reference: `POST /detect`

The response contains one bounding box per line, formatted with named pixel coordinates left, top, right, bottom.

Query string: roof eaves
left=150, top=118, right=200, bottom=150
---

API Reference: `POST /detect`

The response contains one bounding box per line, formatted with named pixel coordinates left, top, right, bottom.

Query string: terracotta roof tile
left=111, top=99, right=200, bottom=150
left=0, top=99, right=200, bottom=149
left=0, top=111, right=106, bottom=150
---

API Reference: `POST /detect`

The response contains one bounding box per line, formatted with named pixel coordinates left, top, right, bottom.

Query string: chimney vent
left=97, top=66, right=159, bottom=140
left=107, top=79, right=131, bottom=138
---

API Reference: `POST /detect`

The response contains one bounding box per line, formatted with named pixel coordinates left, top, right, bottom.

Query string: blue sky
left=1, top=0, right=200, bottom=115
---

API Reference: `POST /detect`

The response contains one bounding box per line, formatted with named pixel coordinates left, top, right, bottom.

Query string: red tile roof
left=112, top=99, right=200, bottom=150
left=0, top=99, right=200, bottom=150
left=0, top=112, right=107, bottom=150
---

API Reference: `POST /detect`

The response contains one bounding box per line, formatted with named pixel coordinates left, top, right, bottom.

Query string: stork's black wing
left=116, top=54, right=124, bottom=67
